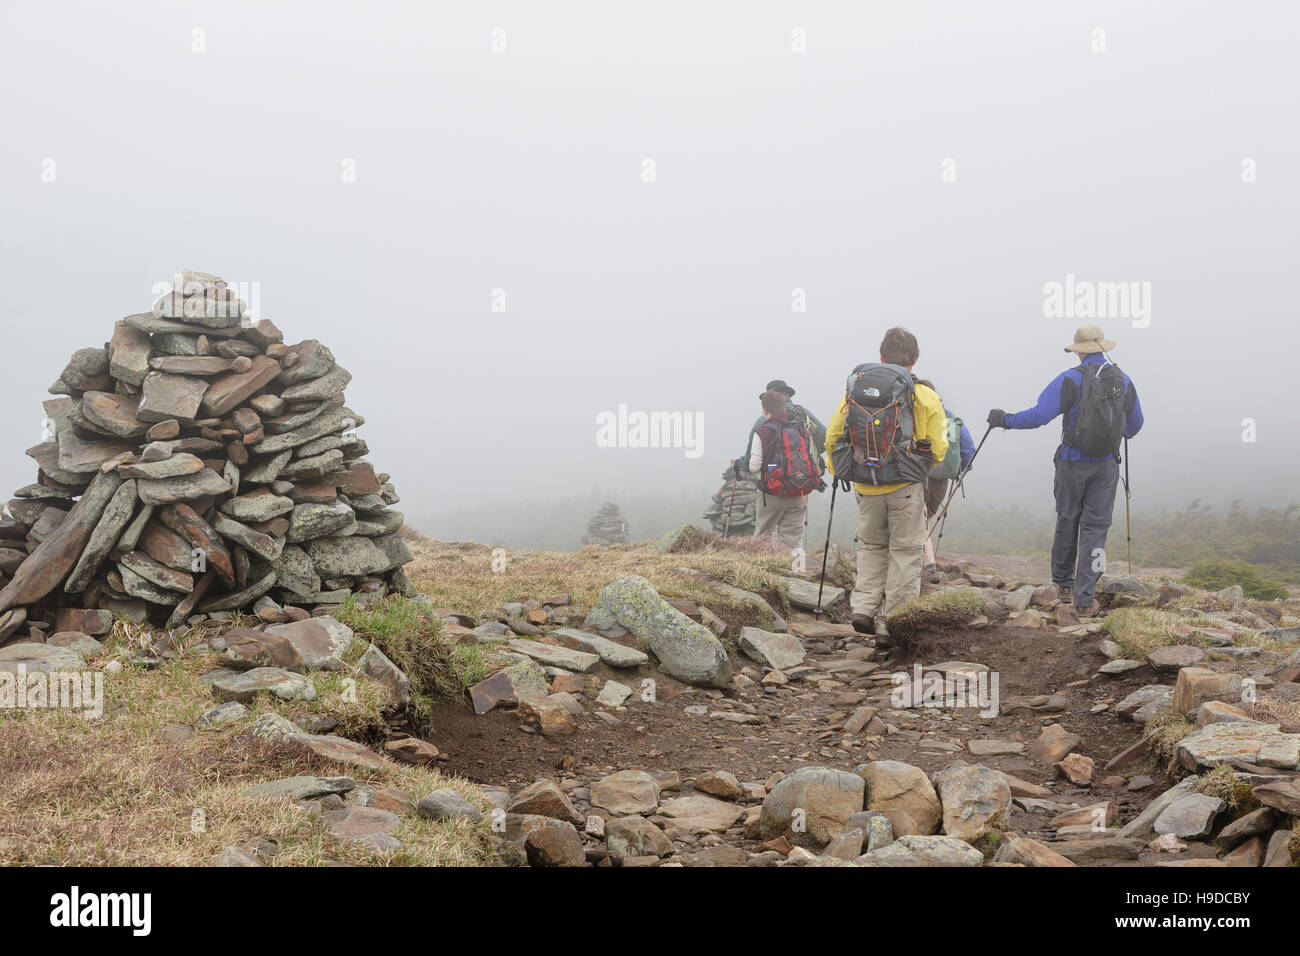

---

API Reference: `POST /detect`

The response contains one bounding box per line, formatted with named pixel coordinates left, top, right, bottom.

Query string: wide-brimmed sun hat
left=760, top=379, right=796, bottom=399
left=1064, top=324, right=1116, bottom=354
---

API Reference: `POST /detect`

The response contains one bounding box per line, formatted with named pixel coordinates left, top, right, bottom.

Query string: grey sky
left=2, top=1, right=1297, bottom=546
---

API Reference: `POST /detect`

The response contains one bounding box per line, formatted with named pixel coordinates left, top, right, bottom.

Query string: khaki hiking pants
left=852, top=483, right=927, bottom=618
left=755, top=492, right=807, bottom=551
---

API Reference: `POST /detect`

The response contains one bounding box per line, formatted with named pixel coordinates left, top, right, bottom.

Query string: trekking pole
left=722, top=469, right=738, bottom=536
left=1123, top=437, right=1133, bottom=574
left=927, top=424, right=994, bottom=536
left=932, top=500, right=952, bottom=563
left=814, top=480, right=839, bottom=620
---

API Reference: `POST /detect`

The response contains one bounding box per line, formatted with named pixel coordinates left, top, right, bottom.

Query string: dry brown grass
left=0, top=632, right=495, bottom=867
left=402, top=532, right=806, bottom=624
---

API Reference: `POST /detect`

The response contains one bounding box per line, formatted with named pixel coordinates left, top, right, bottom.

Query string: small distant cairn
left=703, top=464, right=756, bottom=536
left=582, top=501, right=629, bottom=546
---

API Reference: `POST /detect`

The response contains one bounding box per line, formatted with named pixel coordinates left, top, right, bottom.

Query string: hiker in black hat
left=733, top=379, right=827, bottom=481
left=986, top=325, right=1144, bottom=616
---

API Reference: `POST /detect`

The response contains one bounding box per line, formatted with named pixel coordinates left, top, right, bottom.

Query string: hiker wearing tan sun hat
left=987, top=325, right=1144, bottom=615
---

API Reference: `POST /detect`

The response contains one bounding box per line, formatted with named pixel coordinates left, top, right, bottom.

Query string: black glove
left=987, top=409, right=1008, bottom=429
left=731, top=458, right=747, bottom=479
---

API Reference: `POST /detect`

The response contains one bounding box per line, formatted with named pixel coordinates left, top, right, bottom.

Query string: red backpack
left=761, top=420, right=824, bottom=498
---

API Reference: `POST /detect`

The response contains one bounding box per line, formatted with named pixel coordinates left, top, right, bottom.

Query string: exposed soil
left=427, top=602, right=1178, bottom=859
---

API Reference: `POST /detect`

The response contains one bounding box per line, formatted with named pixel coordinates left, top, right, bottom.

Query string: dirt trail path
left=432, top=605, right=1170, bottom=862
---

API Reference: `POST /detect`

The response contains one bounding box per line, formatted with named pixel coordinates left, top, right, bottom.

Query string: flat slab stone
left=657, top=794, right=746, bottom=833
left=210, top=666, right=317, bottom=703
left=304, top=535, right=390, bottom=578
left=1154, top=793, right=1225, bottom=838
left=1176, top=721, right=1300, bottom=771
left=137, top=468, right=231, bottom=505
left=286, top=501, right=357, bottom=543
left=856, top=834, right=985, bottom=867
left=0, top=642, right=85, bottom=674
left=1146, top=645, right=1206, bottom=672
left=263, top=616, right=354, bottom=670
left=549, top=628, right=649, bottom=668
left=287, top=733, right=388, bottom=771
left=81, top=391, right=149, bottom=438
left=108, top=320, right=152, bottom=386
left=321, top=806, right=400, bottom=845
left=780, top=575, right=846, bottom=611
left=505, top=638, right=599, bottom=673
left=738, top=626, right=806, bottom=670
left=148, top=356, right=235, bottom=375
left=201, top=356, right=282, bottom=417
left=138, top=371, right=209, bottom=423
left=0, top=472, right=124, bottom=613
left=119, top=453, right=205, bottom=480
left=467, top=660, right=548, bottom=715
left=241, top=775, right=356, bottom=802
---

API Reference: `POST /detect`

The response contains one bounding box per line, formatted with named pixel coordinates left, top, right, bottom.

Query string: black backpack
left=1064, top=361, right=1128, bottom=458
left=830, top=363, right=932, bottom=487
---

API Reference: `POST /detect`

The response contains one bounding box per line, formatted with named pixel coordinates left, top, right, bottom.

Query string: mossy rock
left=584, top=575, right=730, bottom=688
left=653, top=523, right=707, bottom=554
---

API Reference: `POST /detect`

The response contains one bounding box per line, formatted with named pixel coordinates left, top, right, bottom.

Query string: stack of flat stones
left=581, top=501, right=629, bottom=546
left=702, top=466, right=756, bottom=536
left=0, top=271, right=414, bottom=645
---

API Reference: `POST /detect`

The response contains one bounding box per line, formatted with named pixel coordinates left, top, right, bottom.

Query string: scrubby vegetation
left=1182, top=558, right=1288, bottom=600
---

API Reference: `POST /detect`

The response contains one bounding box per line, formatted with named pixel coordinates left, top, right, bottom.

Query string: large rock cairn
left=0, top=271, right=413, bottom=644
left=582, top=501, right=628, bottom=546
left=702, top=464, right=755, bottom=536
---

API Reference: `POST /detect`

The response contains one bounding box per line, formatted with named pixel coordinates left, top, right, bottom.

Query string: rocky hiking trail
left=0, top=271, right=1295, bottom=867
left=9, top=525, right=1296, bottom=868
left=426, top=552, right=1300, bottom=867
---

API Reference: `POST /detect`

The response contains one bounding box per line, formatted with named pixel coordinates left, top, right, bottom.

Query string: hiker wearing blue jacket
left=987, top=325, right=1143, bottom=615
left=916, top=379, right=975, bottom=583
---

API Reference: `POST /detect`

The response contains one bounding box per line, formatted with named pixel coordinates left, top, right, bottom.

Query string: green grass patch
left=336, top=595, right=493, bottom=729
left=884, top=586, right=985, bottom=638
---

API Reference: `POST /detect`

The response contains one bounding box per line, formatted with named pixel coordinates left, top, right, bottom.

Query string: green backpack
left=929, top=414, right=963, bottom=480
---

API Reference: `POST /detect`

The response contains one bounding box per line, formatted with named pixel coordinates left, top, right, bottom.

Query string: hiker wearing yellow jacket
left=825, top=327, right=948, bottom=651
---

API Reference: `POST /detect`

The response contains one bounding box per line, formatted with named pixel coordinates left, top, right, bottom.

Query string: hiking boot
left=852, top=614, right=876, bottom=636
left=873, top=617, right=893, bottom=654
left=1056, top=585, right=1074, bottom=605
left=924, top=563, right=942, bottom=584
left=1075, top=601, right=1102, bottom=617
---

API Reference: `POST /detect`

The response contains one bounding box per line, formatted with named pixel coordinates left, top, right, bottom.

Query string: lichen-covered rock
left=584, top=575, right=731, bottom=688
left=1176, top=721, right=1300, bottom=771
left=854, top=834, right=984, bottom=867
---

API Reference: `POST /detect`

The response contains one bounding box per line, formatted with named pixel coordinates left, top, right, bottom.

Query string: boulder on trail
left=855, top=834, right=984, bottom=867
left=738, top=626, right=806, bottom=671
left=584, top=575, right=731, bottom=688
left=933, top=761, right=1011, bottom=844
left=856, top=760, right=942, bottom=836
left=759, top=766, right=865, bottom=849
